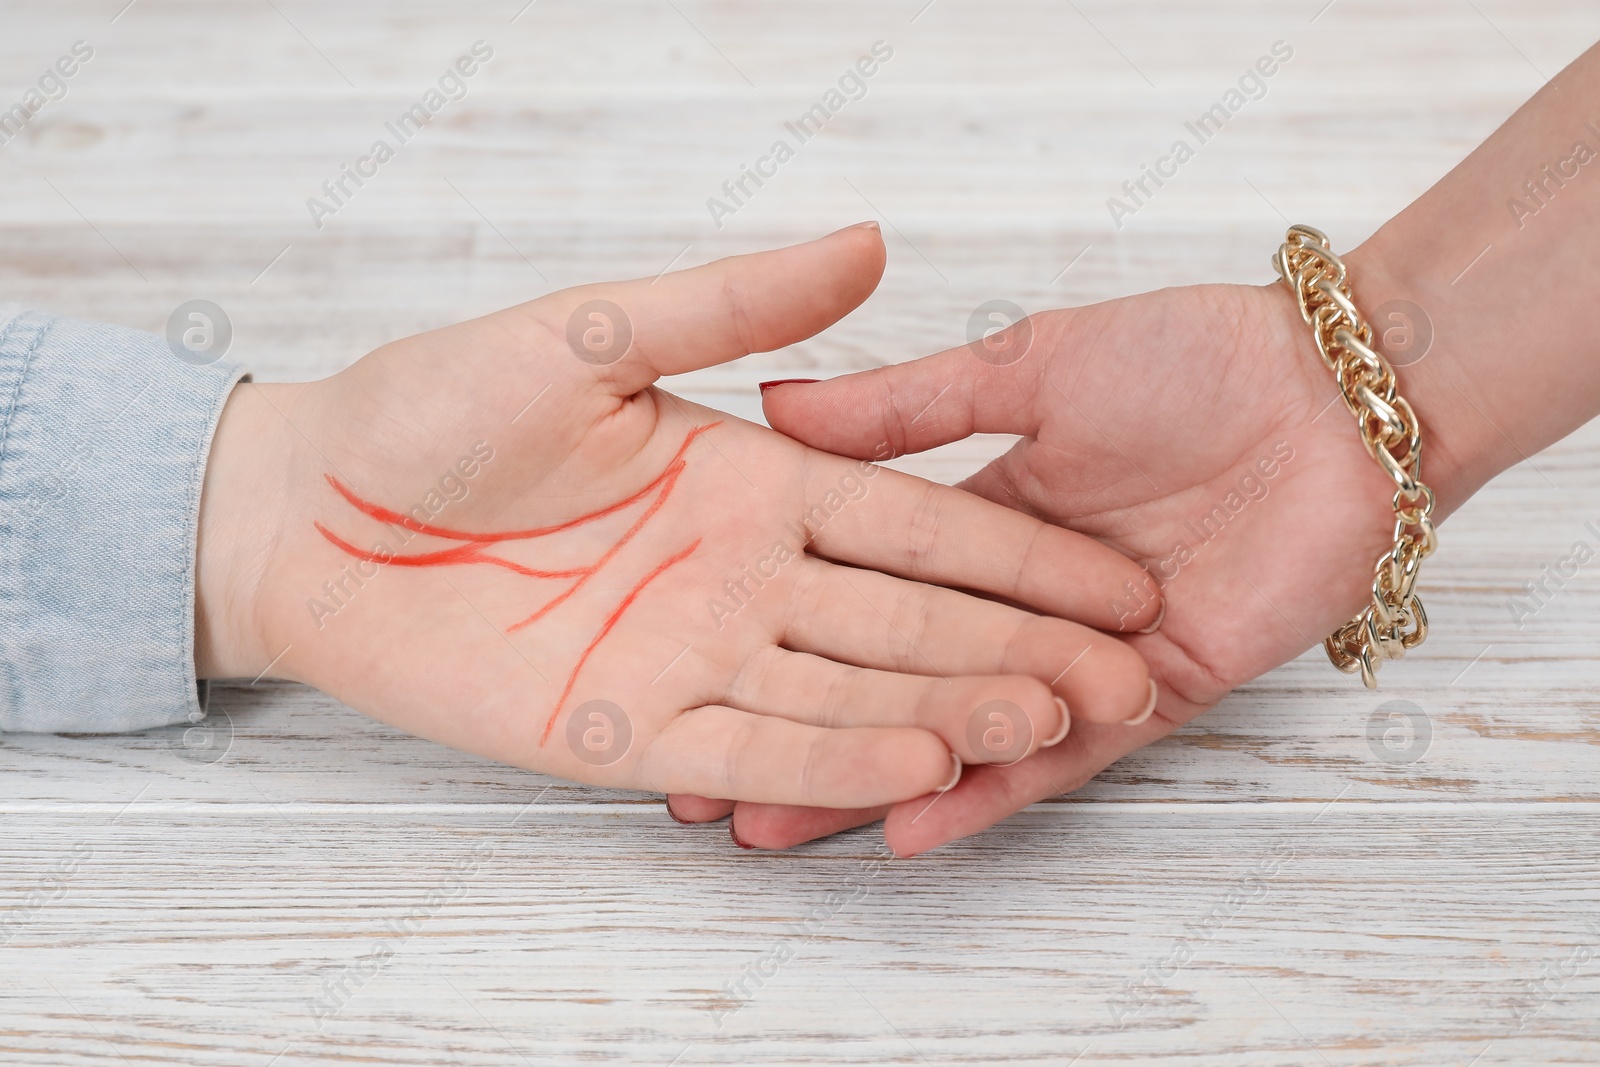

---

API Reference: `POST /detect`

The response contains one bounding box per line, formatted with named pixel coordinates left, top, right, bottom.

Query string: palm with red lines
left=195, top=226, right=1162, bottom=807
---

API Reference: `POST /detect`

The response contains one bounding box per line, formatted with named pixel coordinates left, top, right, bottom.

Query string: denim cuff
left=0, top=305, right=247, bottom=733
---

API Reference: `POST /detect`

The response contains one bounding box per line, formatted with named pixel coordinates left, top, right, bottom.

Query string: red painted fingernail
left=665, top=800, right=691, bottom=825
left=758, top=378, right=820, bottom=394
left=730, top=822, right=755, bottom=850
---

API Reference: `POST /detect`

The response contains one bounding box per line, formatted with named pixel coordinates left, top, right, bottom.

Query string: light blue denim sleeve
left=0, top=304, right=247, bottom=733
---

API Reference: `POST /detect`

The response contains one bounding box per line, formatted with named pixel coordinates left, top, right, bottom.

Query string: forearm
left=1346, top=40, right=1600, bottom=516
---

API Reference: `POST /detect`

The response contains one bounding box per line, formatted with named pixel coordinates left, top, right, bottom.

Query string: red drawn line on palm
left=539, top=537, right=700, bottom=747
left=312, top=526, right=592, bottom=580
left=315, top=463, right=688, bottom=624
left=506, top=456, right=686, bottom=632
left=315, top=423, right=716, bottom=748
left=322, top=423, right=717, bottom=543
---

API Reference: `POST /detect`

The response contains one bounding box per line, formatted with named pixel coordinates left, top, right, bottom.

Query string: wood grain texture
left=2, top=806, right=1598, bottom=1066
left=2, top=1, right=1598, bottom=1064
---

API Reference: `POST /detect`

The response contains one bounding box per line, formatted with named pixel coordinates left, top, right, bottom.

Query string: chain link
left=1274, top=224, right=1438, bottom=688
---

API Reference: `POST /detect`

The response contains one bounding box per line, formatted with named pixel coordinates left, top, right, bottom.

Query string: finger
left=784, top=561, right=1155, bottom=725
left=725, top=647, right=1065, bottom=765
left=730, top=687, right=1175, bottom=853
left=666, top=795, right=734, bottom=823
left=760, top=319, right=1057, bottom=458
left=802, top=456, right=1162, bottom=633
left=730, top=802, right=889, bottom=851
left=642, top=705, right=959, bottom=808
left=528, top=224, right=885, bottom=394
left=884, top=699, right=1176, bottom=857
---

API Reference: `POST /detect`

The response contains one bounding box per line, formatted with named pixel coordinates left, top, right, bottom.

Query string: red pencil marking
left=322, top=423, right=718, bottom=543
left=314, top=523, right=589, bottom=579
left=314, top=424, right=717, bottom=750
left=538, top=538, right=701, bottom=747
left=506, top=457, right=687, bottom=631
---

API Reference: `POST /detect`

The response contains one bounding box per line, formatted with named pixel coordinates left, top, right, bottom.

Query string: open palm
left=672, top=279, right=1440, bottom=852
left=210, top=227, right=1161, bottom=810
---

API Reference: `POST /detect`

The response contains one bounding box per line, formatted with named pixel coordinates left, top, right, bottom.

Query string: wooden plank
left=2, top=0, right=1594, bottom=377
left=0, top=805, right=1595, bottom=1065
left=1, top=0, right=1586, bottom=95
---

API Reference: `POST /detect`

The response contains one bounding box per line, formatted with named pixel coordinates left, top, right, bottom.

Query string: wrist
left=1341, top=42, right=1600, bottom=520
left=1338, top=236, right=1498, bottom=521
left=195, top=382, right=298, bottom=679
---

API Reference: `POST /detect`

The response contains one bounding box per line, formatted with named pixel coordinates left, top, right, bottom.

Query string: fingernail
left=1040, top=697, right=1071, bottom=748
left=665, top=799, right=691, bottom=825
left=1136, top=600, right=1166, bottom=635
left=851, top=220, right=881, bottom=231
left=729, top=821, right=755, bottom=850
left=1123, top=679, right=1159, bottom=727
left=936, top=752, right=963, bottom=793
left=758, top=378, right=820, bottom=394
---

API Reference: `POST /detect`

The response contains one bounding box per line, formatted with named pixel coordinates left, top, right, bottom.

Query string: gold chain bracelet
left=1273, top=224, right=1438, bottom=689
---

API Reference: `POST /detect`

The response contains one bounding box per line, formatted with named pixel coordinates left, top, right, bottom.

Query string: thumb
left=530, top=222, right=886, bottom=395
left=760, top=315, right=1050, bottom=459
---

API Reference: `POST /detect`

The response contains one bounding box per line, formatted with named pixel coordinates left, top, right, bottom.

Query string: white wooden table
left=3, top=2, right=1599, bottom=1063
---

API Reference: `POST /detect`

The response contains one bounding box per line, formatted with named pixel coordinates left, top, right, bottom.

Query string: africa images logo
left=706, top=41, right=895, bottom=228
left=1106, top=40, right=1294, bottom=229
